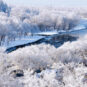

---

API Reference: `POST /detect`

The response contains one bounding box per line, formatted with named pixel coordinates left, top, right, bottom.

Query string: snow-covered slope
left=4, top=19, right=87, bottom=53
left=68, top=19, right=87, bottom=36
left=0, top=35, right=87, bottom=87
left=1, top=2, right=87, bottom=86
left=6, top=36, right=44, bottom=49
left=35, top=30, right=58, bottom=36
left=69, top=28, right=87, bottom=37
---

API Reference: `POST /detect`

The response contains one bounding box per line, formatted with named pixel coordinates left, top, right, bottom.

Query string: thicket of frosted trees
left=0, top=0, right=84, bottom=45
left=0, top=1, right=87, bottom=45
left=0, top=34, right=87, bottom=87
left=0, top=1, right=87, bottom=87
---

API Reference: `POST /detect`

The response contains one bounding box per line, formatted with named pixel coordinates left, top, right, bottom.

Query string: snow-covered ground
left=69, top=28, right=87, bottom=37
left=35, top=30, right=59, bottom=36
left=5, top=35, right=44, bottom=49
left=0, top=35, right=87, bottom=87
left=67, top=19, right=87, bottom=37
left=0, top=23, right=87, bottom=87
left=1, top=1, right=87, bottom=86
left=4, top=19, right=87, bottom=53
left=35, top=19, right=87, bottom=37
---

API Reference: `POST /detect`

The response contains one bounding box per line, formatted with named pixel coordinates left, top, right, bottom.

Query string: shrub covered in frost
left=0, top=0, right=82, bottom=45
left=0, top=35, right=87, bottom=87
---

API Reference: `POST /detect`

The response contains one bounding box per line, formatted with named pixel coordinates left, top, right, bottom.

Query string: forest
left=0, top=0, right=87, bottom=87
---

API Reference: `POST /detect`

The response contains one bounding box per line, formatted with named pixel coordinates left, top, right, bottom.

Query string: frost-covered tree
left=0, top=0, right=9, bottom=13
left=0, top=1, right=83, bottom=46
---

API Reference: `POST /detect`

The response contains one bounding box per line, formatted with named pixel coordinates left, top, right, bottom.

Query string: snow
left=70, top=19, right=87, bottom=31
left=35, top=30, right=58, bottom=36
left=69, top=28, right=87, bottom=37
left=35, top=30, right=68, bottom=36
left=0, top=35, right=87, bottom=87
left=67, top=19, right=87, bottom=36
left=34, top=19, right=87, bottom=37
left=72, top=25, right=86, bottom=31
left=1, top=1, right=87, bottom=86
left=6, top=35, right=44, bottom=49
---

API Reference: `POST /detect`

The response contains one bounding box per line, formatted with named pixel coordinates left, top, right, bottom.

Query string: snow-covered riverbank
left=1, top=0, right=87, bottom=87
left=0, top=35, right=87, bottom=87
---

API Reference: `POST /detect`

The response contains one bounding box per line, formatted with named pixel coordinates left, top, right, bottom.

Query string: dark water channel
left=6, top=34, right=77, bottom=53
